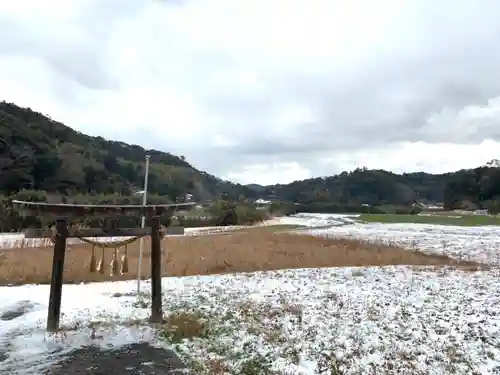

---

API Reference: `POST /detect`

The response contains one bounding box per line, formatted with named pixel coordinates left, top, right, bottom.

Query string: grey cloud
left=94, top=0, right=500, bottom=178
left=44, top=47, right=118, bottom=91
left=0, top=1, right=137, bottom=91
left=198, top=33, right=500, bottom=167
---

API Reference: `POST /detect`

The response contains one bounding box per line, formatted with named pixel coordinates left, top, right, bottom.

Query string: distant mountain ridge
left=246, top=183, right=266, bottom=191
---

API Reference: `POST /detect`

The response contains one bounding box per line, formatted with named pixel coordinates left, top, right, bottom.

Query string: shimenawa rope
left=41, top=226, right=146, bottom=275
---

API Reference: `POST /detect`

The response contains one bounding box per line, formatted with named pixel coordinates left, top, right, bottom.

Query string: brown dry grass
left=0, top=228, right=481, bottom=285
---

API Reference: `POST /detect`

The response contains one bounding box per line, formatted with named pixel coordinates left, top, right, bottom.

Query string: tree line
left=0, top=190, right=274, bottom=232
left=259, top=163, right=500, bottom=214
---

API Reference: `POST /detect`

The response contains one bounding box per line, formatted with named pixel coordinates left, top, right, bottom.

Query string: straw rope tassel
left=88, top=244, right=97, bottom=273
left=110, top=248, right=119, bottom=277
left=97, top=246, right=105, bottom=274
left=120, top=244, right=129, bottom=275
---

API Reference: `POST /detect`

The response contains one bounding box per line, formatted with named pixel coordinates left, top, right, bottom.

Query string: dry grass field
left=0, top=226, right=481, bottom=286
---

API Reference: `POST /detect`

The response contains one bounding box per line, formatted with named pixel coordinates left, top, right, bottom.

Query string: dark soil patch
left=0, top=300, right=41, bottom=321
left=44, top=342, right=186, bottom=375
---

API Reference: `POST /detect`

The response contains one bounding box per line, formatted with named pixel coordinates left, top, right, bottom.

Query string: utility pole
left=136, top=154, right=150, bottom=294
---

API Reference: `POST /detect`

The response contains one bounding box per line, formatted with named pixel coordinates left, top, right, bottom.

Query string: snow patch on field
left=277, top=213, right=359, bottom=228
left=301, top=217, right=500, bottom=265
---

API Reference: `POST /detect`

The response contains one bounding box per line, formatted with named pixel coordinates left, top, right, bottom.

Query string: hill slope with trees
left=0, top=102, right=267, bottom=231
left=0, top=101, right=255, bottom=201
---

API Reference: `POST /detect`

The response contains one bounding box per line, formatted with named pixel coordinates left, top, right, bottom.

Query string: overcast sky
left=1, top=0, right=500, bottom=185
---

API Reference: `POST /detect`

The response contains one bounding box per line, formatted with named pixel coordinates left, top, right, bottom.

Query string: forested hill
left=255, top=162, right=500, bottom=213
left=0, top=101, right=255, bottom=201
left=261, top=168, right=451, bottom=204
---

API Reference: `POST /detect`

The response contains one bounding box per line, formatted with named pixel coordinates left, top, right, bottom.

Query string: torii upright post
left=47, top=218, right=68, bottom=331
left=150, top=217, right=162, bottom=323
left=12, top=200, right=196, bottom=332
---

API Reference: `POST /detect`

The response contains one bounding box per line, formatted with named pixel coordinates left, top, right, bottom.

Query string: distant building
left=473, top=209, right=488, bottom=216
left=254, top=198, right=271, bottom=209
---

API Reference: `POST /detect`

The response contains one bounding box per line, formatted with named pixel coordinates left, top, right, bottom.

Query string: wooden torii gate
left=11, top=200, right=196, bottom=332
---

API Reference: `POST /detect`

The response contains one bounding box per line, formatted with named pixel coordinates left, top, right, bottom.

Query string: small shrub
left=209, top=200, right=269, bottom=226
left=160, top=311, right=208, bottom=343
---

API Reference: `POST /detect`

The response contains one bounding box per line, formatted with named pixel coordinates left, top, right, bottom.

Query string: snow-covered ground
left=295, top=213, right=500, bottom=265
left=1, top=267, right=500, bottom=374
left=2, top=213, right=500, bottom=374
left=276, top=212, right=359, bottom=228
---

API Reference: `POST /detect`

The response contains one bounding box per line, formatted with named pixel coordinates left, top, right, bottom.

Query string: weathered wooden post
left=150, top=217, right=163, bottom=323
left=47, top=218, right=68, bottom=332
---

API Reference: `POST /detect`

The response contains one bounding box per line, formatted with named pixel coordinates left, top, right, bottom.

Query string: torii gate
left=11, top=200, right=196, bottom=332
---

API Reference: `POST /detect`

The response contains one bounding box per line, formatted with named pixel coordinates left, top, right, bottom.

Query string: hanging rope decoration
left=97, top=245, right=105, bottom=274
left=41, top=223, right=166, bottom=276
left=110, top=248, right=119, bottom=276
left=78, top=236, right=141, bottom=276
left=121, top=244, right=129, bottom=274
left=89, top=245, right=97, bottom=273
